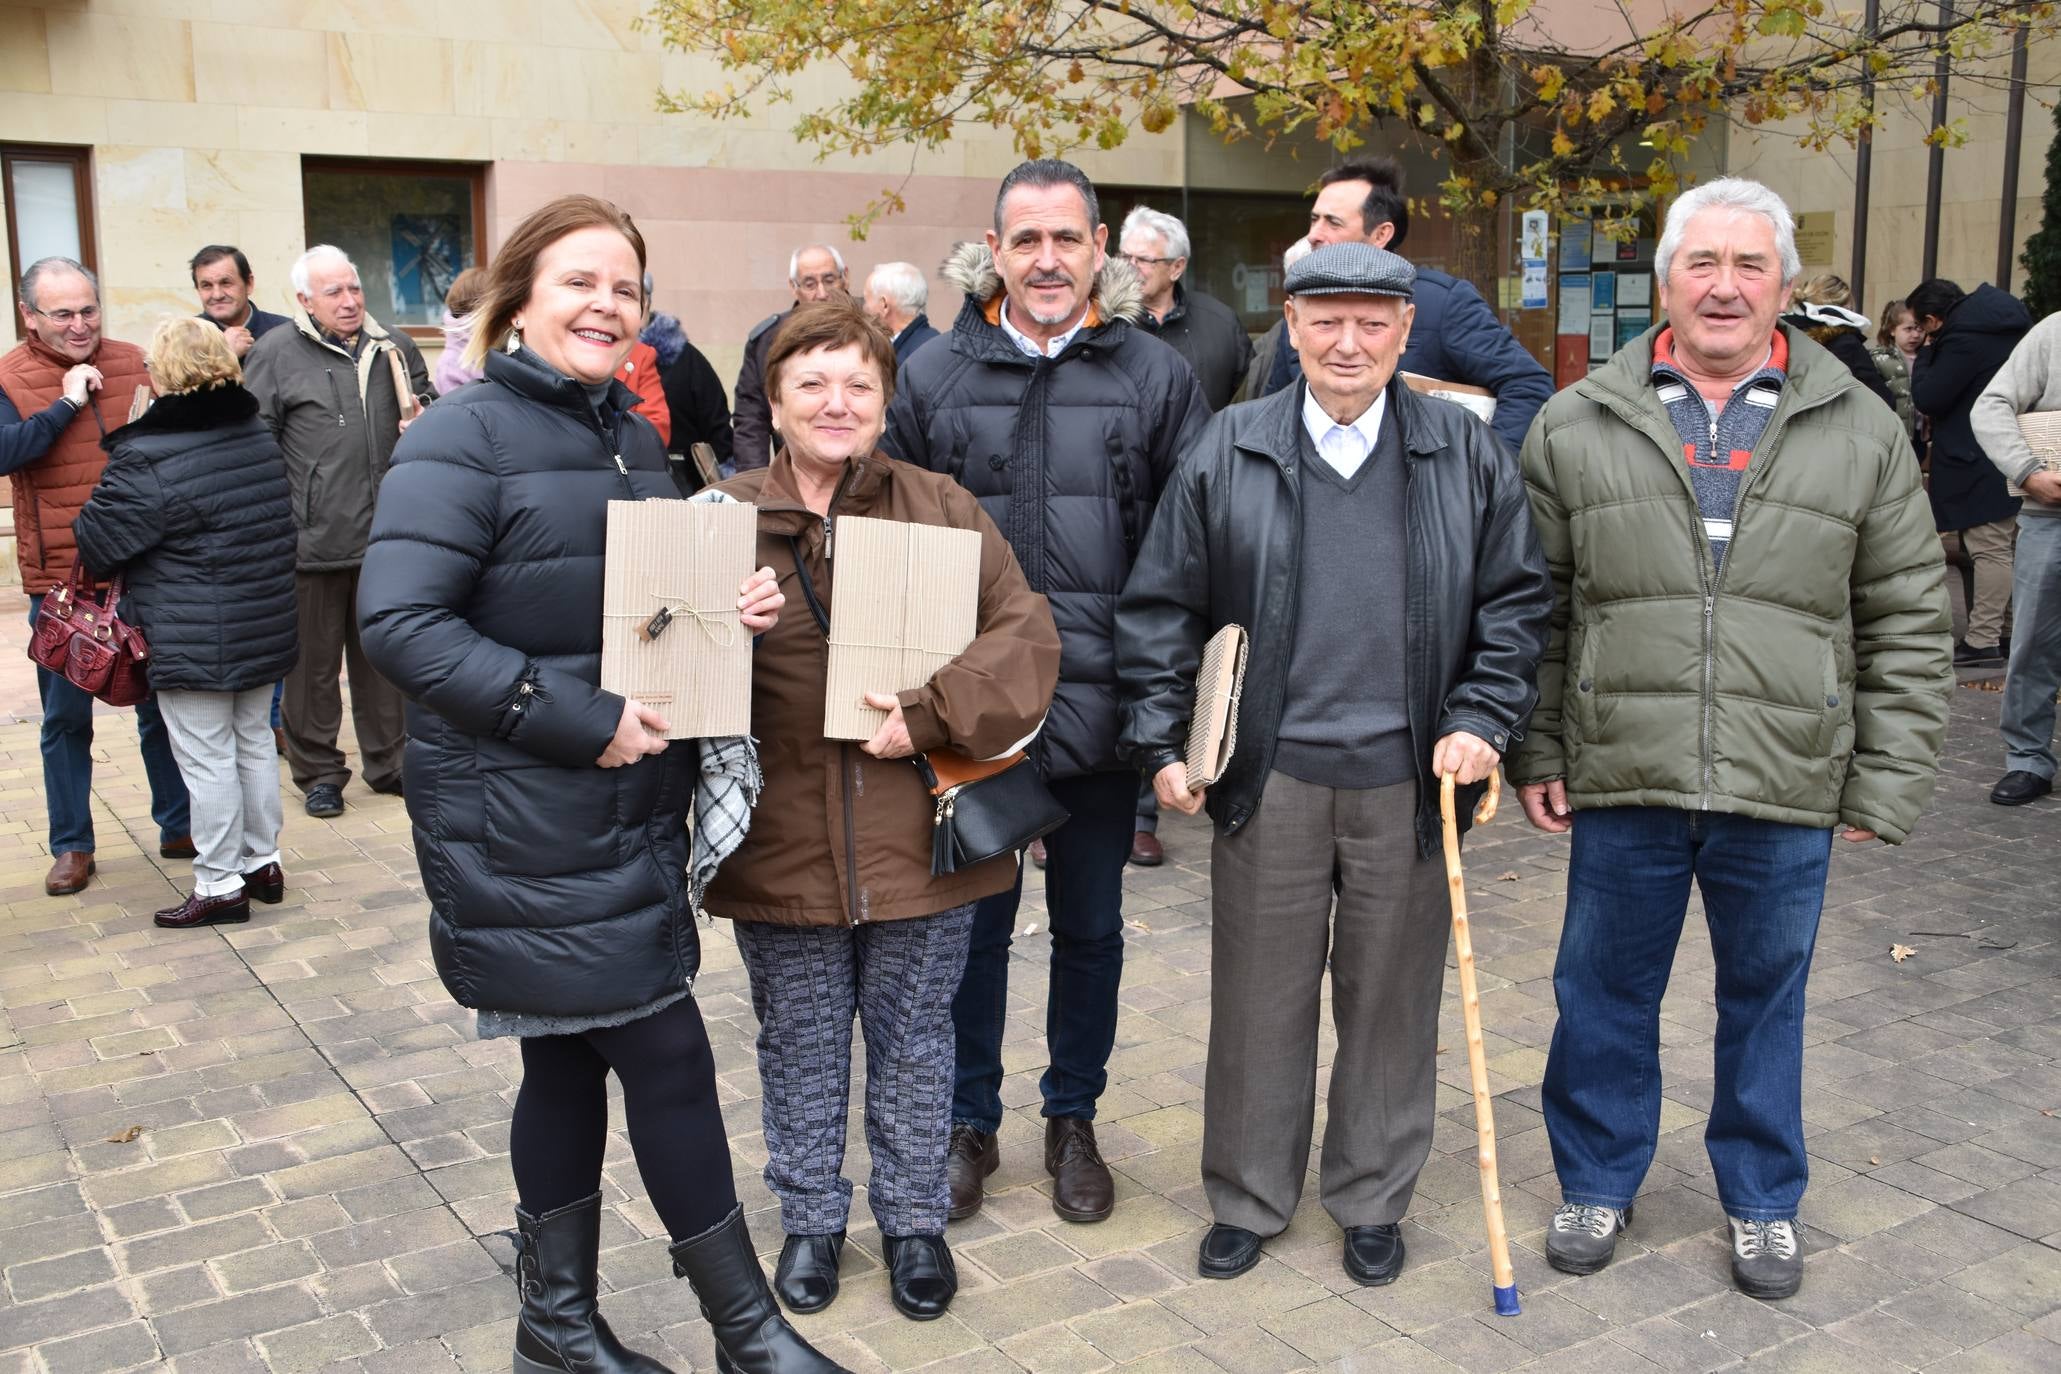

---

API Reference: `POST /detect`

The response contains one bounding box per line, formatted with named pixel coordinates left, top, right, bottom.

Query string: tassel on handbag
left=914, top=748, right=1070, bottom=875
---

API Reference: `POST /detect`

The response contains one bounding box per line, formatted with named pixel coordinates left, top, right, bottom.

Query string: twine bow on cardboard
left=605, top=588, right=739, bottom=647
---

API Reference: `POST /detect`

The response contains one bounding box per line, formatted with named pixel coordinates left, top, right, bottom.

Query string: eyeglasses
left=30, top=305, right=99, bottom=327
left=1120, top=253, right=1178, bottom=267
left=794, top=275, right=844, bottom=292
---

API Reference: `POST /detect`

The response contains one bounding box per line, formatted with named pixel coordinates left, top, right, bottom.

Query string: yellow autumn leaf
left=1890, top=943, right=1916, bottom=963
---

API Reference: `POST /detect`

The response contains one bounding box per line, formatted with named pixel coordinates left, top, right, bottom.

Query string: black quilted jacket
left=357, top=347, right=699, bottom=1019
left=72, top=384, right=298, bottom=692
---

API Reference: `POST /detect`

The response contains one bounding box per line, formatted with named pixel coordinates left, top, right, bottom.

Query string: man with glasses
left=732, top=243, right=850, bottom=469
left=1119, top=206, right=1252, bottom=413
left=1, top=257, right=193, bottom=895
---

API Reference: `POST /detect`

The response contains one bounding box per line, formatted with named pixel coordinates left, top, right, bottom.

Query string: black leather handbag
left=914, top=748, right=1070, bottom=875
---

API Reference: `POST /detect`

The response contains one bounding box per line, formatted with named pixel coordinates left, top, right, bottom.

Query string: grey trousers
left=156, top=687, right=284, bottom=898
left=2003, top=513, right=2061, bottom=779
left=1203, top=771, right=1450, bottom=1235
left=284, top=568, right=405, bottom=795
left=734, top=904, right=975, bottom=1237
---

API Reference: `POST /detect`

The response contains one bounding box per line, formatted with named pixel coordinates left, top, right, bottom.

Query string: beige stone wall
left=1725, top=31, right=2059, bottom=313
left=0, top=1, right=1182, bottom=389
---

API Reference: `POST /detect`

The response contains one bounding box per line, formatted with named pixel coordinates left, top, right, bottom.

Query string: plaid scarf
left=686, top=487, right=763, bottom=916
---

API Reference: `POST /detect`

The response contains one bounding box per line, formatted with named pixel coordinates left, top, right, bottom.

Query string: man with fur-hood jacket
left=881, top=158, right=1209, bottom=1230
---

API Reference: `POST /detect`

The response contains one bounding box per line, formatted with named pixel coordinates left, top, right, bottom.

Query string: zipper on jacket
left=327, top=370, right=347, bottom=427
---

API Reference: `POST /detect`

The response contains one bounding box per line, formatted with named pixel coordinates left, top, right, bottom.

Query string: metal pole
left=1852, top=0, right=1879, bottom=308
left=1922, top=0, right=1955, bottom=280
left=1997, top=23, right=2030, bottom=288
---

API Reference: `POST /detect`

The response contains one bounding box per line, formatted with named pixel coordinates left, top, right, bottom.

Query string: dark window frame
left=300, top=156, right=487, bottom=343
left=3, top=143, right=98, bottom=344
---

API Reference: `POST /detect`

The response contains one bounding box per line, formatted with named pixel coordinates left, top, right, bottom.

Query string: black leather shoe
left=1197, top=1223, right=1263, bottom=1280
left=772, top=1232, right=843, bottom=1315
left=882, top=1234, right=956, bottom=1321
left=242, top=862, right=285, bottom=905
left=1954, top=640, right=2006, bottom=668
left=1991, top=770, right=2053, bottom=806
left=304, top=783, right=345, bottom=818
left=1343, top=1224, right=1406, bottom=1286
left=946, top=1124, right=999, bottom=1221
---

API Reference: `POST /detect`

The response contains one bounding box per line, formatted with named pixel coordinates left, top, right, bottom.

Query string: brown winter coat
left=704, top=449, right=1061, bottom=927
left=1, top=335, right=149, bottom=594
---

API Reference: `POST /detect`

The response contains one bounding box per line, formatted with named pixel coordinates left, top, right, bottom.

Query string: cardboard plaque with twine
left=823, top=515, right=982, bottom=740
left=2007, top=411, right=2061, bottom=497
left=600, top=499, right=757, bottom=739
left=1184, top=623, right=1248, bottom=792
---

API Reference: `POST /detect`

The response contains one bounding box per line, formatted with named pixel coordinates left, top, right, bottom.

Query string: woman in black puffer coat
left=356, top=195, right=844, bottom=1374
left=72, top=317, right=297, bottom=932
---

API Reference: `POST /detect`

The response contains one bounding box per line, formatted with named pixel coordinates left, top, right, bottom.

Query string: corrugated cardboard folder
left=600, top=499, right=757, bottom=739
left=2007, top=411, right=2061, bottom=497
left=1185, top=623, right=1248, bottom=792
left=823, top=515, right=982, bottom=740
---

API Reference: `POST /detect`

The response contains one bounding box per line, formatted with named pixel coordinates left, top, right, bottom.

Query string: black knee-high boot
left=668, top=1206, right=849, bottom=1374
left=511, top=1193, right=672, bottom=1373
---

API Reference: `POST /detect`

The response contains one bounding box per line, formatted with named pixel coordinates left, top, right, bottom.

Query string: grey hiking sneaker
left=1544, top=1201, right=1631, bottom=1275
left=1729, top=1216, right=1802, bottom=1299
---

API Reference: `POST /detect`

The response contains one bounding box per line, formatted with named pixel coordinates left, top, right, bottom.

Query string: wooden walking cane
left=1440, top=769, right=1521, bottom=1316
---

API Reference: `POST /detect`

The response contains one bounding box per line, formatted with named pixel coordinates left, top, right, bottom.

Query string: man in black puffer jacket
left=1116, top=242, right=1551, bottom=1287
left=881, top=158, right=1209, bottom=1228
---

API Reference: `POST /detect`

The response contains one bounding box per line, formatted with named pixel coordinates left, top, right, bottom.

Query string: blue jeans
left=1542, top=806, right=1833, bottom=1221
left=951, top=769, right=1133, bottom=1131
left=2001, top=513, right=2061, bottom=779
left=29, top=596, right=191, bottom=854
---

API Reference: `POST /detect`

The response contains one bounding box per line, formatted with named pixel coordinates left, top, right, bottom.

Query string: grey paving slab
left=2, top=596, right=2059, bottom=1370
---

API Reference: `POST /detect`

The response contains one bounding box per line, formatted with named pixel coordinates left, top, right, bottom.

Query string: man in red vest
left=1, top=257, right=192, bottom=896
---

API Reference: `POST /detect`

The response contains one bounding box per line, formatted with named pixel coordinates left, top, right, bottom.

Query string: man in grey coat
left=244, top=245, right=431, bottom=819
left=1973, top=311, right=2061, bottom=805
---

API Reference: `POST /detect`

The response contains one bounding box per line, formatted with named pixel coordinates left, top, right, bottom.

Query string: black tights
left=510, top=995, right=737, bottom=1240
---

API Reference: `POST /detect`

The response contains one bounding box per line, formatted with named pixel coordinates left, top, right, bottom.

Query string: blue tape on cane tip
left=1493, top=1284, right=1521, bottom=1316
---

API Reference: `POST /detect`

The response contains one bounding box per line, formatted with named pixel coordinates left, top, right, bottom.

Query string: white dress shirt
left=999, top=300, right=1088, bottom=359
left=1300, top=386, right=1387, bottom=480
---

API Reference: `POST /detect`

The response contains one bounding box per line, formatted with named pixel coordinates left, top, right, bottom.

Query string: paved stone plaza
left=1, top=587, right=2057, bottom=1373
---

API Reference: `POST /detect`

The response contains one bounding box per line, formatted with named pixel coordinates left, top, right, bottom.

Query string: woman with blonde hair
left=72, top=316, right=299, bottom=928
left=359, top=194, right=845, bottom=1374
left=1780, top=272, right=1899, bottom=413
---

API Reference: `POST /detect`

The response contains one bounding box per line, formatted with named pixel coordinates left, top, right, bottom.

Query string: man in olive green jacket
left=1511, top=179, right=1952, bottom=1303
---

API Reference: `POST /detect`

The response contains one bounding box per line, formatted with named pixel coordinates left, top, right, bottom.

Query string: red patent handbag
left=28, top=559, right=151, bottom=707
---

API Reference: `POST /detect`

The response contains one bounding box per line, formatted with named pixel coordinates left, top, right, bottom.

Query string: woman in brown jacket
left=708, top=300, right=1059, bottom=1323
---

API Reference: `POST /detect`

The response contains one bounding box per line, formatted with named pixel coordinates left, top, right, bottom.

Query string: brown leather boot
left=45, top=852, right=95, bottom=896
left=153, top=889, right=251, bottom=929
left=1044, top=1117, right=1114, bottom=1222
left=946, top=1125, right=998, bottom=1221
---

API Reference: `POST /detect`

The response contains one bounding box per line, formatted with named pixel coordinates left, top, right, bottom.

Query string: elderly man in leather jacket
left=1116, top=241, right=1551, bottom=1288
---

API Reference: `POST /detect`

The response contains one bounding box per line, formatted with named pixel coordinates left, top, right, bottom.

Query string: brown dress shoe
left=159, top=835, right=196, bottom=860
left=243, top=863, right=285, bottom=905
left=947, top=1124, right=999, bottom=1221
left=1045, top=1117, right=1114, bottom=1222
left=153, top=890, right=251, bottom=929
left=273, top=726, right=287, bottom=756
left=1129, top=831, right=1164, bottom=867
left=45, top=852, right=95, bottom=896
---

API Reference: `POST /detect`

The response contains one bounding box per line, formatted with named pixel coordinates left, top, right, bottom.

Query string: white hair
left=290, top=245, right=358, bottom=297
left=1120, top=206, right=1190, bottom=262
left=1654, top=178, right=1801, bottom=287
left=1282, top=237, right=1314, bottom=272
left=788, top=243, right=847, bottom=283
left=866, top=261, right=927, bottom=313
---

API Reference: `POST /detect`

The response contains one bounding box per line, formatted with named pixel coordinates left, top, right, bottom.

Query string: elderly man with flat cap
left=1118, top=241, right=1552, bottom=1286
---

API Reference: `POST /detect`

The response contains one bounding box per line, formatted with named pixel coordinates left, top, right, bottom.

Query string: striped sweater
left=1650, top=328, right=1790, bottom=569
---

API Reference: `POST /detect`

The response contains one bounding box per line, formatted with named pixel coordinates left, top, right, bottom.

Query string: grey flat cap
left=1285, top=241, right=1416, bottom=300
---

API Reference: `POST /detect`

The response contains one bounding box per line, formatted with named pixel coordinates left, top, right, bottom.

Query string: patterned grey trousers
left=733, top=904, right=976, bottom=1237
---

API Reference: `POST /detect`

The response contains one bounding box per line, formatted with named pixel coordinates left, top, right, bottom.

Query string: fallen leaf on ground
left=105, top=1126, right=143, bottom=1143
left=1890, top=944, right=1916, bottom=963
left=1869, top=1155, right=1881, bottom=1166
left=1494, top=871, right=1521, bottom=882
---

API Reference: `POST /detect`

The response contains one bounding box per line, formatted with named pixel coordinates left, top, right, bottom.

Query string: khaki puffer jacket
left=1509, top=322, right=1953, bottom=842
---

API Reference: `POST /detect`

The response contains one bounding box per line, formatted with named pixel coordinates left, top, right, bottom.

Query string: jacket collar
left=1582, top=320, right=1852, bottom=418
left=290, top=302, right=392, bottom=356
left=1236, top=372, right=1450, bottom=471
left=939, top=241, right=1144, bottom=364
left=22, top=334, right=111, bottom=372
left=483, top=344, right=639, bottom=422
left=751, top=449, right=897, bottom=536
left=102, top=383, right=260, bottom=449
